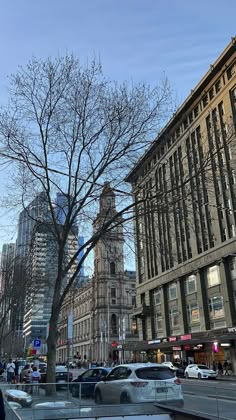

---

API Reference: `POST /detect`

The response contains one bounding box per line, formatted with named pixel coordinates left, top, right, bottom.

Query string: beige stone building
left=56, top=183, right=137, bottom=364
left=126, top=38, right=236, bottom=370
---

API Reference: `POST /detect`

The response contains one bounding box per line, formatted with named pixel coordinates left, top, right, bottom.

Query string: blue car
left=70, top=367, right=111, bottom=398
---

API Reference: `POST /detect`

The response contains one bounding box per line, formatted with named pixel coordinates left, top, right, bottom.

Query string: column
left=219, top=259, right=234, bottom=327
left=176, top=279, right=185, bottom=334
left=195, top=269, right=207, bottom=331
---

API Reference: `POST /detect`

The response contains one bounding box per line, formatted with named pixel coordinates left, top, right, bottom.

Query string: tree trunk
left=45, top=320, right=58, bottom=396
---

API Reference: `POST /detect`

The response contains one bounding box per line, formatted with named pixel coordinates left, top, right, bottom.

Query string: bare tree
left=0, top=56, right=173, bottom=394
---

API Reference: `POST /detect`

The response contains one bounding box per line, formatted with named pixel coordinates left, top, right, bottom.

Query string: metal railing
left=1, top=379, right=236, bottom=419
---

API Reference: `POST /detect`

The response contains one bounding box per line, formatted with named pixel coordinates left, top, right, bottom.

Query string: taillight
left=174, top=378, right=181, bottom=385
left=130, top=381, right=148, bottom=387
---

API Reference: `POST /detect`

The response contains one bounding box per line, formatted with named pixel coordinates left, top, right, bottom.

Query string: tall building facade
left=57, top=183, right=137, bottom=364
left=16, top=192, right=78, bottom=345
left=126, top=38, right=236, bottom=369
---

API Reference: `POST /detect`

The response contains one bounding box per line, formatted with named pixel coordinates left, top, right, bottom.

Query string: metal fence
left=1, top=380, right=236, bottom=419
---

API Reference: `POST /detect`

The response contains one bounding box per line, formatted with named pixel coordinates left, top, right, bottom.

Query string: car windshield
left=198, top=365, right=209, bottom=369
left=135, top=366, right=175, bottom=380
left=56, top=366, right=67, bottom=372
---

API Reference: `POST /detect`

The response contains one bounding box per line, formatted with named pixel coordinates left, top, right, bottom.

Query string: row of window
left=137, top=61, right=236, bottom=183
left=155, top=295, right=225, bottom=332
left=153, top=265, right=224, bottom=305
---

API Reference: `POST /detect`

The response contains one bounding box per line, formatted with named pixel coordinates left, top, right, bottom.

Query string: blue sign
left=33, top=339, right=41, bottom=348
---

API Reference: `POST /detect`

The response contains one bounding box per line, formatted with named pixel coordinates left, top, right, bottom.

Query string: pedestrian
left=212, top=361, right=216, bottom=372
left=6, top=358, right=15, bottom=384
left=14, top=358, right=19, bottom=383
left=21, top=364, right=32, bottom=392
left=31, top=366, right=41, bottom=394
left=218, top=361, right=223, bottom=375
left=223, top=360, right=229, bottom=375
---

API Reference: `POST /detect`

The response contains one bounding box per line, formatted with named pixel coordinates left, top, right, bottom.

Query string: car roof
left=112, top=363, right=166, bottom=369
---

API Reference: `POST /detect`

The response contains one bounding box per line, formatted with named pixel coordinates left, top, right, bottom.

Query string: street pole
left=107, top=287, right=110, bottom=365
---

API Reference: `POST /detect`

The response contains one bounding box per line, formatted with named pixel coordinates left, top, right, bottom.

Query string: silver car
left=94, top=363, right=184, bottom=406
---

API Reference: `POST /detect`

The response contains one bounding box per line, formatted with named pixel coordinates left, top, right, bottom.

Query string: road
left=181, top=377, right=236, bottom=419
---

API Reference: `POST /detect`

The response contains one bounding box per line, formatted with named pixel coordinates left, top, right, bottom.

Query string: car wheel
left=185, top=372, right=189, bottom=379
left=198, top=373, right=201, bottom=380
left=95, top=390, right=102, bottom=404
left=120, top=392, right=131, bottom=404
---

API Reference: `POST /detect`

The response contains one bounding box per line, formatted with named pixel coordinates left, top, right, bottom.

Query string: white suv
left=94, top=363, right=184, bottom=407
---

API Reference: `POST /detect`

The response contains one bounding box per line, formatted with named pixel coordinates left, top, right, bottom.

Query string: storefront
left=124, top=327, right=236, bottom=372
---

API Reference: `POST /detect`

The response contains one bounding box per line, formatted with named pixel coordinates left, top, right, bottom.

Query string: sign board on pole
left=33, top=339, right=41, bottom=348
left=68, top=313, right=73, bottom=340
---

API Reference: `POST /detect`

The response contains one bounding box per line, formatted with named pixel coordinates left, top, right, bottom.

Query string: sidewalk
left=216, top=374, right=236, bottom=381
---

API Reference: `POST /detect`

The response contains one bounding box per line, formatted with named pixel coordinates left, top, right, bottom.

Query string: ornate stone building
left=57, top=183, right=137, bottom=364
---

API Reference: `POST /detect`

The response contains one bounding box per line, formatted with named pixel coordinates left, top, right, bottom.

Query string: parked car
left=94, top=363, right=184, bottom=407
left=185, top=364, right=217, bottom=379
left=162, top=362, right=185, bottom=378
left=70, top=367, right=111, bottom=398
left=4, top=389, right=33, bottom=407
left=40, top=365, right=73, bottom=388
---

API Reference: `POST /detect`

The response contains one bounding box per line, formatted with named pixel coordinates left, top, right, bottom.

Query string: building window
left=168, top=283, right=177, bottom=300
left=223, top=175, right=229, bottom=189
left=227, top=62, right=235, bottom=80
left=209, top=87, right=214, bottom=100
left=230, top=257, right=236, bottom=271
left=227, top=199, right=233, bottom=214
left=111, top=287, right=116, bottom=304
left=185, top=274, right=197, bottom=295
left=169, top=307, right=179, bottom=328
left=223, top=228, right=227, bottom=241
left=155, top=314, right=163, bottom=332
left=215, top=79, right=221, bottom=93
left=187, top=302, right=200, bottom=324
left=111, top=314, right=117, bottom=334
left=230, top=225, right=236, bottom=238
left=231, top=169, right=236, bottom=185
left=110, top=262, right=116, bottom=275
left=209, top=296, right=225, bottom=319
left=207, top=265, right=221, bottom=287
left=154, top=289, right=161, bottom=305
left=202, top=94, right=208, bottom=108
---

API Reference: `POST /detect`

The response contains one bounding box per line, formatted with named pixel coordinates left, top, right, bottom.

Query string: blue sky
left=0, top=0, right=235, bottom=261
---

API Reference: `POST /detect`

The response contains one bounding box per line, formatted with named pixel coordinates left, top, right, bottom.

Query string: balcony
left=133, top=303, right=152, bottom=318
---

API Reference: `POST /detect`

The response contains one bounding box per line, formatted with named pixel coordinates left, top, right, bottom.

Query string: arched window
left=111, top=314, right=117, bottom=334
left=110, top=261, right=116, bottom=275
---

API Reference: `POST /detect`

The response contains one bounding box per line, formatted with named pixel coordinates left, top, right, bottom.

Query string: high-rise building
left=126, top=38, right=236, bottom=369
left=16, top=192, right=78, bottom=345
left=57, top=183, right=137, bottom=364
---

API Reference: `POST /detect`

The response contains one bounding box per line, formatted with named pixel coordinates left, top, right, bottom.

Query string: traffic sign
left=33, top=339, right=41, bottom=348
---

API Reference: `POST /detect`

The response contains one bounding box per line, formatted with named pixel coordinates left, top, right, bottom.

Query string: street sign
left=33, top=339, right=41, bottom=348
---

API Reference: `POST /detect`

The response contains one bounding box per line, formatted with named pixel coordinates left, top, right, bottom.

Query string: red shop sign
left=184, top=345, right=191, bottom=350
left=180, top=334, right=192, bottom=341
left=172, top=346, right=182, bottom=351
left=169, top=336, right=177, bottom=342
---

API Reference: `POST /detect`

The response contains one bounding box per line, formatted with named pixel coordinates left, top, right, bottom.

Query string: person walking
left=217, top=361, right=223, bottom=375
left=6, top=359, right=15, bottom=384
left=21, top=364, right=32, bottom=392
left=30, top=366, right=41, bottom=394
left=223, top=360, right=229, bottom=375
left=14, top=358, right=19, bottom=383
